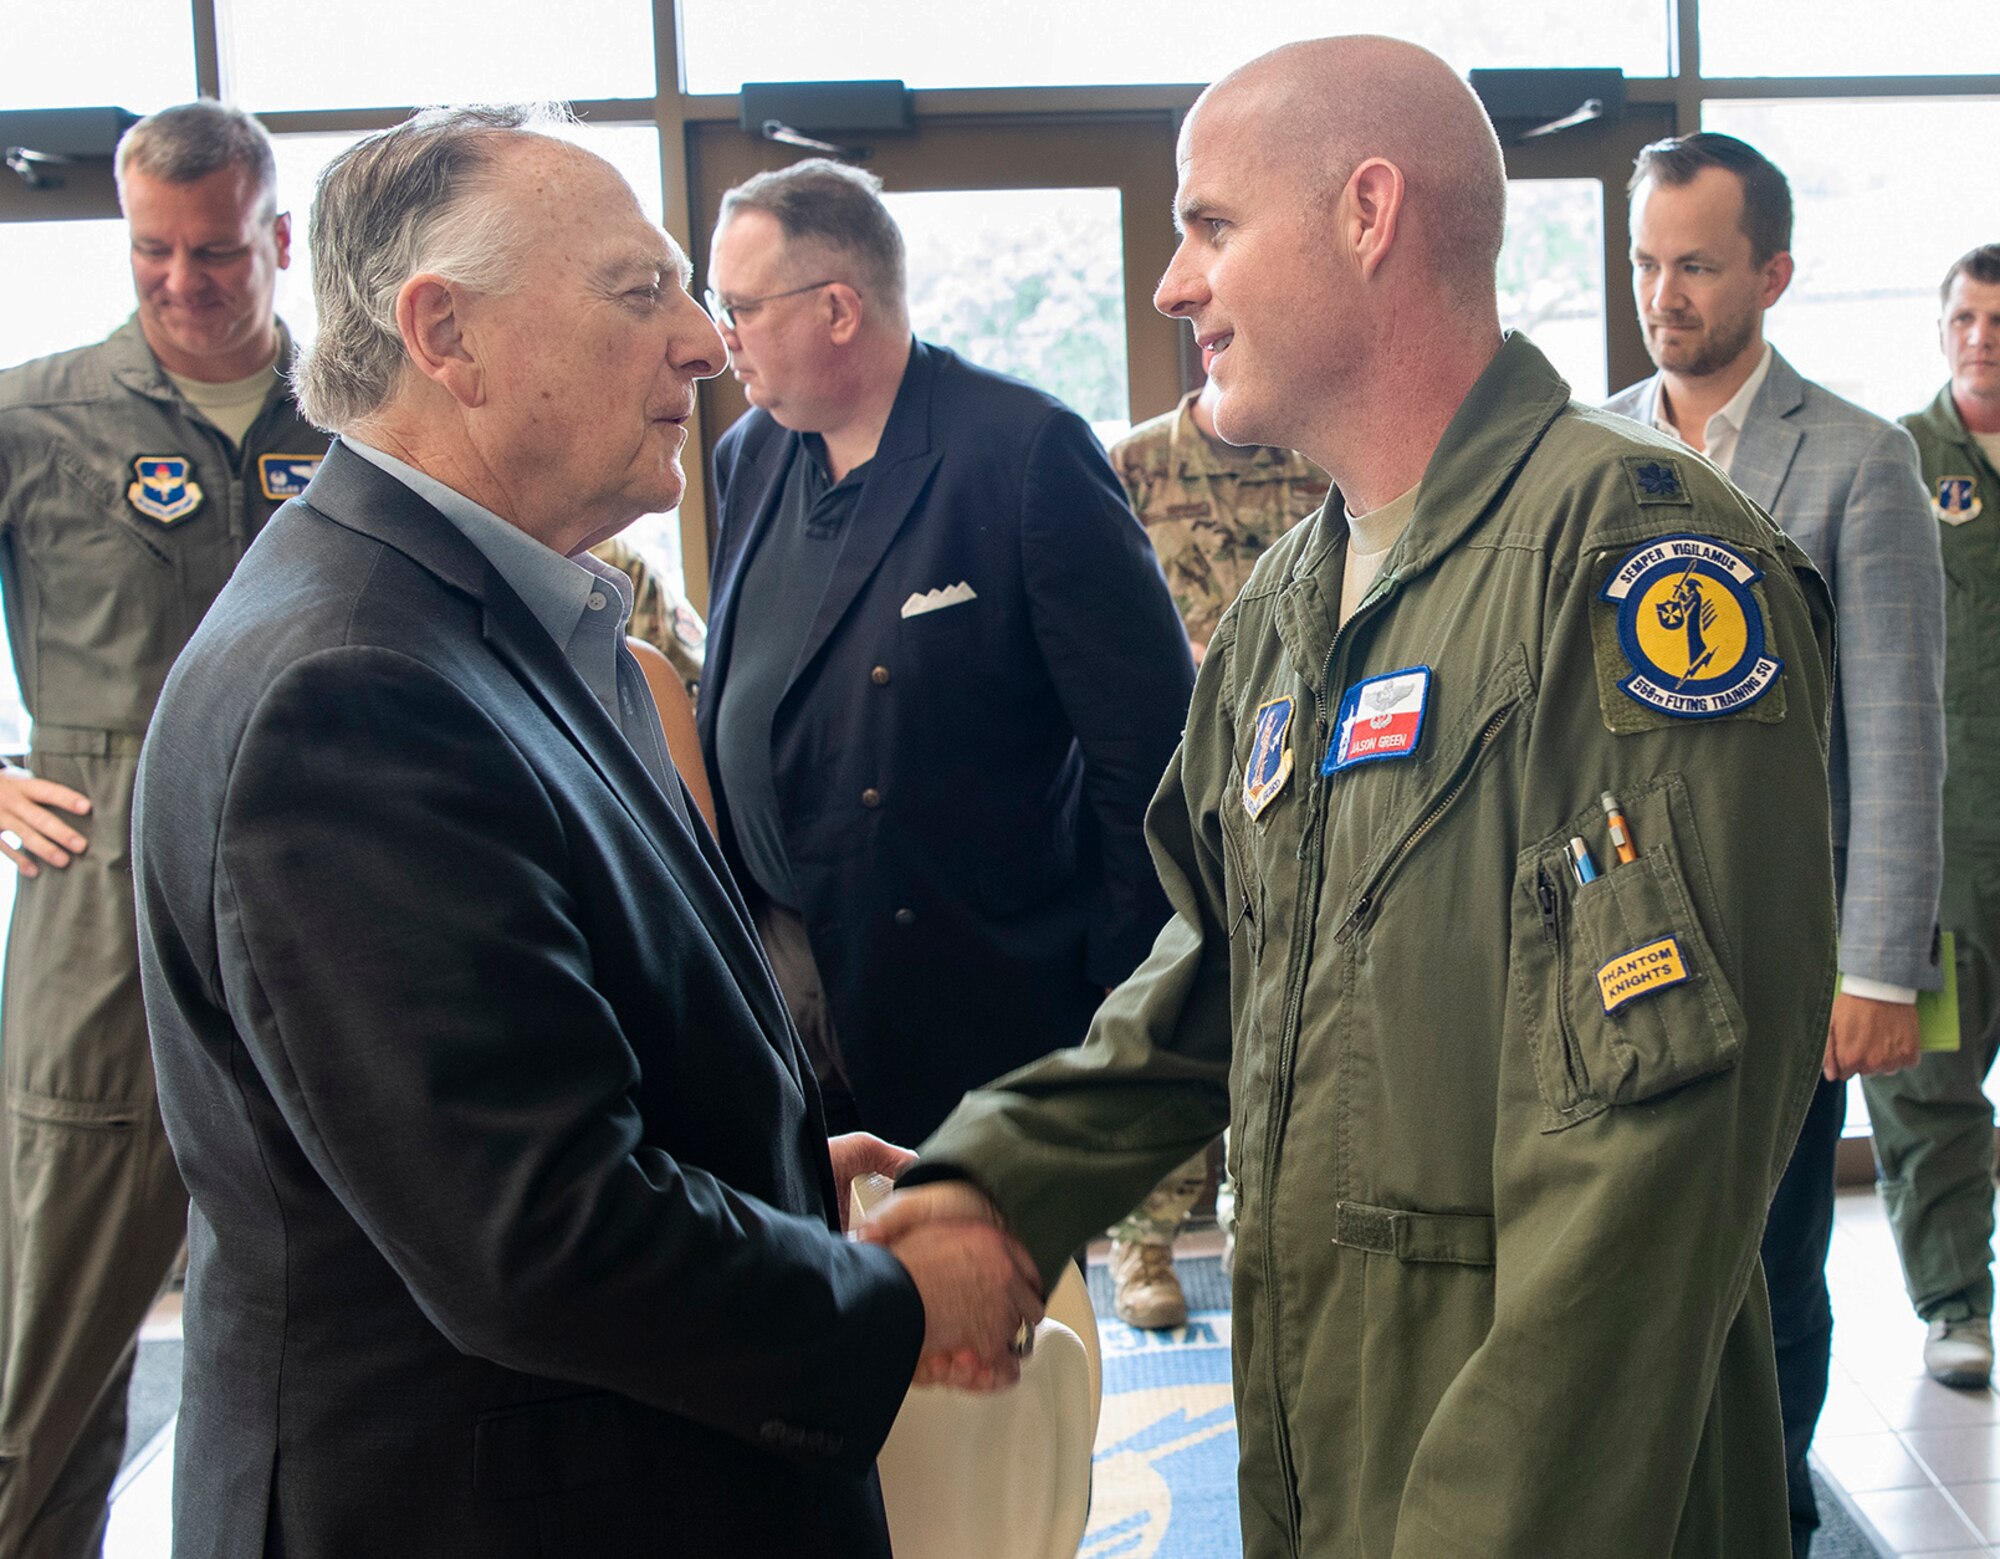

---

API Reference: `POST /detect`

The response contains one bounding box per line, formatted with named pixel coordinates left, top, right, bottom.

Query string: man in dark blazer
left=132, top=108, right=1041, bottom=1559
left=700, top=159, right=1196, bottom=1148
left=1608, top=132, right=1946, bottom=1557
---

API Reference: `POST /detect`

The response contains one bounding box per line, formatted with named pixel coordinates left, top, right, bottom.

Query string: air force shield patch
left=1242, top=696, right=1295, bottom=820
left=1935, top=476, right=1983, bottom=525
left=1594, top=535, right=1783, bottom=729
left=127, top=456, right=203, bottom=525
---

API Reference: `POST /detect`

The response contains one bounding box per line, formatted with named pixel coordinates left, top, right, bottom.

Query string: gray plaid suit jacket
left=1607, top=348, right=1946, bottom=989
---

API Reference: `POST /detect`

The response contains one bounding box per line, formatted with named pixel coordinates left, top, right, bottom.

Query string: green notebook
left=1834, top=932, right=1960, bottom=1052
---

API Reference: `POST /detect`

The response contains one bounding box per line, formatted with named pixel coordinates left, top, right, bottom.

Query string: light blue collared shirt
left=342, top=437, right=686, bottom=826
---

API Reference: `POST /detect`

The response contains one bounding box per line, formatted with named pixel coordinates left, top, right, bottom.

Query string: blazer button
left=893, top=908, right=916, bottom=927
left=861, top=787, right=882, bottom=808
left=871, top=665, right=891, bottom=685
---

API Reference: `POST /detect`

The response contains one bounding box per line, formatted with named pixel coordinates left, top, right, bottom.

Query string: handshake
left=831, top=1133, right=1046, bottom=1393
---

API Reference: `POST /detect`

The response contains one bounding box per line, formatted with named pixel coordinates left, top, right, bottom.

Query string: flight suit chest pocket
left=1513, top=781, right=1745, bottom=1131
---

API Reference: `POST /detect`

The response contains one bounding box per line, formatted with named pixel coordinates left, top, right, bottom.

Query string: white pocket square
left=900, top=581, right=978, bottom=619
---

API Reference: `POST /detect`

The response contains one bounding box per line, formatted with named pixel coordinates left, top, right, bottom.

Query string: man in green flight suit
left=0, top=102, right=327, bottom=1556
left=1860, top=243, right=2000, bottom=1389
left=866, top=35, right=1838, bottom=1556
left=1104, top=378, right=1328, bottom=1327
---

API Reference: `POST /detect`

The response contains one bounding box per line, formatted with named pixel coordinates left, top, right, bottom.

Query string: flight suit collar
left=105, top=311, right=301, bottom=420
left=1916, top=383, right=1996, bottom=472
left=1272, top=332, right=1570, bottom=678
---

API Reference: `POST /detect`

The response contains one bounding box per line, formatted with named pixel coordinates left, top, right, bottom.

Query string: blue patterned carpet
left=1082, top=1255, right=1884, bottom=1559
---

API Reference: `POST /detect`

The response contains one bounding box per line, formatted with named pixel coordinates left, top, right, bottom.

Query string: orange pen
left=1600, top=791, right=1637, bottom=866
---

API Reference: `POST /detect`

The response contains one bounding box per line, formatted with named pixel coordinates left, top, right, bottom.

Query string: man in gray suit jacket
left=132, top=107, right=1041, bottom=1559
left=1608, top=132, right=1946, bottom=1558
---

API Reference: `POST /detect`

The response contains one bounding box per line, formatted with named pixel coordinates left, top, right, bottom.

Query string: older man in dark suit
left=700, top=160, right=1195, bottom=1150
left=132, top=106, right=1040, bottom=1559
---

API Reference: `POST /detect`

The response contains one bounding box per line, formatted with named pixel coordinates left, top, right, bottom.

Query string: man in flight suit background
left=1861, top=243, right=2000, bottom=1393
left=0, top=100, right=326, bottom=1556
left=868, top=35, right=1841, bottom=1556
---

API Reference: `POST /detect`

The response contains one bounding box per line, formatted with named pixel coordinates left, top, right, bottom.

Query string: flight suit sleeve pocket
left=1516, top=789, right=1745, bottom=1132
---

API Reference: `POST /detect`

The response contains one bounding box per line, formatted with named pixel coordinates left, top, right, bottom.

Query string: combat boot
left=1110, top=1240, right=1187, bottom=1330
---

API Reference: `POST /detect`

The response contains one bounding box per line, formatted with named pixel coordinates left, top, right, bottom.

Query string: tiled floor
left=103, top=1188, right=1998, bottom=1557
left=1816, top=1187, right=2000, bottom=1556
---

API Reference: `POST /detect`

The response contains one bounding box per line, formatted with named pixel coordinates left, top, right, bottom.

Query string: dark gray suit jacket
left=1608, top=350, right=1946, bottom=989
left=134, top=441, right=923, bottom=1558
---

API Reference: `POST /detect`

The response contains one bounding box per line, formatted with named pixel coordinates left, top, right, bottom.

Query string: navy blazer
left=134, top=441, right=922, bottom=1559
left=701, top=342, right=1195, bottom=1145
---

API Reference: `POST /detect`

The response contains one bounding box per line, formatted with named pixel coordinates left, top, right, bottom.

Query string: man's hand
left=828, top=1132, right=918, bottom=1232
left=861, top=1183, right=1045, bottom=1391
left=1823, top=992, right=1922, bottom=1081
left=0, top=766, right=90, bottom=878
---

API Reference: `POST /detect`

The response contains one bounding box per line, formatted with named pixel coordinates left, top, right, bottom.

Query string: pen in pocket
left=1600, top=791, right=1637, bottom=866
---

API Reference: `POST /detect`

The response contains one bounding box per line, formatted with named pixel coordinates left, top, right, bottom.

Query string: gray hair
left=718, top=158, right=907, bottom=315
left=292, top=104, right=570, bottom=432
left=116, top=100, right=278, bottom=220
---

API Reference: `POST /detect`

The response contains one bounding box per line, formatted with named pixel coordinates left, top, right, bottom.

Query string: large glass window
left=1499, top=179, right=1609, bottom=403
left=1702, top=99, right=2000, bottom=419
left=1700, top=0, right=1999, bottom=78
left=885, top=187, right=1132, bottom=446
left=216, top=0, right=656, bottom=111
left=683, top=0, right=1668, bottom=95
left=1, top=0, right=194, bottom=113
left=0, top=223, right=136, bottom=373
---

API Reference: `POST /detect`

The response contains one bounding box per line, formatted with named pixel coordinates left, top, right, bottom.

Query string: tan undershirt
left=1974, top=428, right=2000, bottom=470
left=1339, top=483, right=1419, bottom=626
left=166, top=354, right=280, bottom=447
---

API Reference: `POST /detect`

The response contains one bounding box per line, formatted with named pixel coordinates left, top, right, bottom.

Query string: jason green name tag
left=1597, top=936, right=1689, bottom=1013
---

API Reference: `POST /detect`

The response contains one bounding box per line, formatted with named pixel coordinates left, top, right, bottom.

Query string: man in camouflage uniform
left=1102, top=378, right=1327, bottom=1328
left=1110, top=377, right=1329, bottom=663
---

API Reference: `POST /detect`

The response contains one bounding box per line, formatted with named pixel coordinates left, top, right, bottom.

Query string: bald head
left=1156, top=35, right=1509, bottom=504
left=1193, top=36, right=1506, bottom=310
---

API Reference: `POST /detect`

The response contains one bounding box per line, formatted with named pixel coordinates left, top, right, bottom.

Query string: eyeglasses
left=702, top=280, right=837, bottom=332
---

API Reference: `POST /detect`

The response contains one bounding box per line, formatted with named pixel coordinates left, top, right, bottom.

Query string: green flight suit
left=0, top=315, right=327, bottom=1558
left=920, top=335, right=1838, bottom=1557
left=1107, top=392, right=1330, bottom=1250
left=1860, top=386, right=2000, bottom=1324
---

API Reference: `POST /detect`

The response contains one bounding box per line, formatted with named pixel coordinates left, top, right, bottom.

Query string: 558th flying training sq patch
left=1591, top=533, right=1786, bottom=734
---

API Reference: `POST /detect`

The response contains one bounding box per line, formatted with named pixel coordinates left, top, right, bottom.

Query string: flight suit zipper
left=1538, top=865, right=1587, bottom=1100
left=1257, top=568, right=1398, bottom=1553
left=1331, top=703, right=1517, bottom=945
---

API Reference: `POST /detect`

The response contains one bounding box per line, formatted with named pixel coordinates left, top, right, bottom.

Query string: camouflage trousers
left=1109, top=1149, right=1212, bottom=1247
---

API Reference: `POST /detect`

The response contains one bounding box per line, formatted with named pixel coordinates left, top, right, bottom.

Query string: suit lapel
left=303, top=444, right=809, bottom=1094
left=788, top=342, right=943, bottom=688
left=1726, top=351, right=1806, bottom=513
left=477, top=583, right=809, bottom=1098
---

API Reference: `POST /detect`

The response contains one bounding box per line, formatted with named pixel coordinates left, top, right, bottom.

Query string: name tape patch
left=1597, top=935, right=1690, bottom=1013
left=258, top=454, right=323, bottom=502
left=1242, top=695, right=1295, bottom=820
left=1324, top=666, right=1431, bottom=775
left=1600, top=534, right=1781, bottom=720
